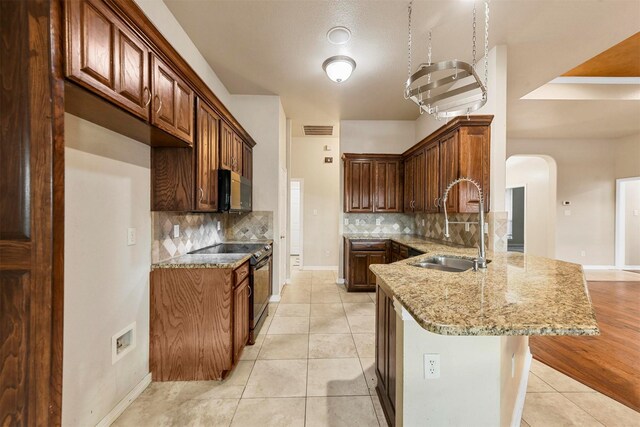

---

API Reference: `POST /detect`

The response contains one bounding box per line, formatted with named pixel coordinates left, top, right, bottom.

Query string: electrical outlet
left=422, top=219, right=425, bottom=227
left=173, top=224, right=180, bottom=238
left=344, top=218, right=349, bottom=225
left=127, top=228, right=136, bottom=246
left=580, top=250, right=586, bottom=257
left=376, top=218, right=382, bottom=225
left=564, top=209, right=572, bottom=216
left=465, top=223, right=470, bottom=232
left=217, top=220, right=221, bottom=231
left=355, top=219, right=360, bottom=226
left=424, top=353, right=440, bottom=379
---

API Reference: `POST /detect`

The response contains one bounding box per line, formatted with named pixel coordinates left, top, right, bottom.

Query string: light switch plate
left=127, top=228, right=136, bottom=246
left=173, top=224, right=180, bottom=238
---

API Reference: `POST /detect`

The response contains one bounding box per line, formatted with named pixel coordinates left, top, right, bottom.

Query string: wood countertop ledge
left=360, top=235, right=599, bottom=337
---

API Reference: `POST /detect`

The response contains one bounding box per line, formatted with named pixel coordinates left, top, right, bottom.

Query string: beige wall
left=509, top=136, right=640, bottom=265
left=291, top=137, right=340, bottom=267
left=506, top=156, right=557, bottom=258
left=63, top=114, right=151, bottom=426
left=624, top=180, right=640, bottom=265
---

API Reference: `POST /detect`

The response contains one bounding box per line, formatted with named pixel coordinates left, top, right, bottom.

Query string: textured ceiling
left=163, top=0, right=640, bottom=139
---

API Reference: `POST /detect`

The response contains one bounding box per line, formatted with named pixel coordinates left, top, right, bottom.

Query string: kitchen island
left=366, top=235, right=599, bottom=427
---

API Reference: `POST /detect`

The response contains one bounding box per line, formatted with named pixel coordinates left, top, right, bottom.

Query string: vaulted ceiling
left=163, top=0, right=640, bottom=139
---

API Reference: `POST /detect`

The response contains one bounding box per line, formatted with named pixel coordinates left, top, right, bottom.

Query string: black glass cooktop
left=189, top=243, right=267, bottom=255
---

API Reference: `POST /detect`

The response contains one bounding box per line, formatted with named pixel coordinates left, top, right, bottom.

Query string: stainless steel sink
left=409, top=256, right=490, bottom=273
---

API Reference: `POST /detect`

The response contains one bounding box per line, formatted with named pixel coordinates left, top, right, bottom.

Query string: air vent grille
left=303, top=125, right=333, bottom=136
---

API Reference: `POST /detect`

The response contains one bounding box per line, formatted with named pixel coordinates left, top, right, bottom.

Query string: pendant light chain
left=484, top=1, right=490, bottom=91
left=472, top=1, right=477, bottom=69
left=407, top=1, right=413, bottom=85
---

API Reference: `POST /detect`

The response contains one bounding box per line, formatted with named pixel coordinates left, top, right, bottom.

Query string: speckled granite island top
left=346, top=234, right=599, bottom=337
left=151, top=240, right=272, bottom=270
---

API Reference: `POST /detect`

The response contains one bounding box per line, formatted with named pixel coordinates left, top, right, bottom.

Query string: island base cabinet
left=376, top=283, right=397, bottom=427
left=150, top=268, right=234, bottom=381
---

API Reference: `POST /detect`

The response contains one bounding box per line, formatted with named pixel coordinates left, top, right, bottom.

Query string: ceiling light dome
left=322, top=56, right=356, bottom=83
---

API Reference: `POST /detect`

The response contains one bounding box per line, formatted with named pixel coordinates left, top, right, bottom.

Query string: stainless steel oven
left=249, top=252, right=272, bottom=343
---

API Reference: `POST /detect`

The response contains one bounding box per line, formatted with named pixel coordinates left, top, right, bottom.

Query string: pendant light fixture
left=404, top=1, right=490, bottom=120
left=323, top=55, right=356, bottom=83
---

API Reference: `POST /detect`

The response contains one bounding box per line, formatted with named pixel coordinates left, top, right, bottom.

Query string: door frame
left=615, top=176, right=640, bottom=269
left=506, top=185, right=527, bottom=253
left=289, top=178, right=304, bottom=267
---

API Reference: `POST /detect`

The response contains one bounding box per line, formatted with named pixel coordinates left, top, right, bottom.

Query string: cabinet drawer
left=351, top=240, right=387, bottom=251
left=391, top=242, right=400, bottom=254
left=234, top=262, right=250, bottom=285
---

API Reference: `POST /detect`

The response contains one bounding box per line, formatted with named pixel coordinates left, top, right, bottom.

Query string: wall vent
left=303, top=125, right=333, bottom=136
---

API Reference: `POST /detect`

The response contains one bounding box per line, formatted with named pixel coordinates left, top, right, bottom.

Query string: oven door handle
left=254, top=256, right=271, bottom=270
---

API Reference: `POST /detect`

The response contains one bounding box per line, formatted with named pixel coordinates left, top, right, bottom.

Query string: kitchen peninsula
left=361, top=235, right=599, bottom=427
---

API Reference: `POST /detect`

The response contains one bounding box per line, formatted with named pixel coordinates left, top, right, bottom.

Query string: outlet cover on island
left=424, top=353, right=440, bottom=379
left=173, top=224, right=180, bottom=238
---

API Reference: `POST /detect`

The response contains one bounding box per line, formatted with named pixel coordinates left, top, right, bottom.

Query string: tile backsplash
left=152, top=211, right=273, bottom=263
left=343, top=213, right=415, bottom=235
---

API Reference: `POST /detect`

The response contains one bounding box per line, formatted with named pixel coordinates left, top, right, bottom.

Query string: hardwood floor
left=530, top=280, right=640, bottom=412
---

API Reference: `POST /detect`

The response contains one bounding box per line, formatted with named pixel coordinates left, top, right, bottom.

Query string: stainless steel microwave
left=218, top=170, right=252, bottom=212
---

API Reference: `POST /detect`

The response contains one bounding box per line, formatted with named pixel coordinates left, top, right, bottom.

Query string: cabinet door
left=439, top=131, right=459, bottom=213
left=425, top=141, right=440, bottom=213
left=233, top=279, right=250, bottom=363
left=376, top=288, right=389, bottom=393
left=151, top=55, right=194, bottom=145
left=350, top=253, right=371, bottom=289
left=374, top=160, right=402, bottom=213
left=413, top=150, right=426, bottom=212
left=458, top=125, right=490, bottom=213
left=344, top=160, right=374, bottom=213
left=376, top=285, right=397, bottom=426
left=242, top=143, right=253, bottom=180
left=233, top=133, right=244, bottom=174
left=195, top=100, right=219, bottom=211
left=66, top=0, right=150, bottom=120
left=368, top=253, right=387, bottom=286
left=403, top=156, right=414, bottom=212
left=387, top=295, right=397, bottom=413
left=220, top=122, right=234, bottom=170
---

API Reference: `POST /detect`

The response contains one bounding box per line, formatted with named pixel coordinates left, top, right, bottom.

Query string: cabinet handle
left=434, top=197, right=439, bottom=207
left=154, top=95, right=162, bottom=114
left=248, top=286, right=252, bottom=298
left=199, top=187, right=204, bottom=202
left=143, top=87, right=151, bottom=107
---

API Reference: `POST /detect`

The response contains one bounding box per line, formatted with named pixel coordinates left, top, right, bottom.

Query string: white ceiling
left=163, top=0, right=640, bottom=139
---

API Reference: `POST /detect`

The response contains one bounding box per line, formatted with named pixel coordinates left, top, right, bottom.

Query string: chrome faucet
left=442, top=177, right=487, bottom=269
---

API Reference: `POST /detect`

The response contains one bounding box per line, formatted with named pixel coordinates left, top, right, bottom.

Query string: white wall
left=291, top=137, right=340, bottom=268
left=508, top=137, right=640, bottom=265
left=230, top=95, right=287, bottom=292
left=415, top=46, right=508, bottom=212
left=63, top=114, right=151, bottom=426
left=506, top=156, right=557, bottom=258
left=624, top=180, right=640, bottom=265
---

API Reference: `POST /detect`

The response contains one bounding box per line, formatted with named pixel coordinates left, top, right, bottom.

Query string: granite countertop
left=151, top=240, right=273, bottom=270
left=345, top=234, right=599, bottom=337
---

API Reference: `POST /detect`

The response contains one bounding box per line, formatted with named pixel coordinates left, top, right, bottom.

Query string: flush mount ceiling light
left=404, top=1, right=490, bottom=120
left=327, top=26, right=351, bottom=45
left=323, top=55, right=356, bottom=83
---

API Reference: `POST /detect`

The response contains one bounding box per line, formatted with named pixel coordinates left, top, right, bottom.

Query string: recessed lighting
left=327, top=26, right=351, bottom=45
left=322, top=56, right=356, bottom=83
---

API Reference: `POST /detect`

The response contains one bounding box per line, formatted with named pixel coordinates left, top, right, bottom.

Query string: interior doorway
left=506, top=186, right=525, bottom=253
left=615, top=176, right=640, bottom=269
left=290, top=179, right=303, bottom=269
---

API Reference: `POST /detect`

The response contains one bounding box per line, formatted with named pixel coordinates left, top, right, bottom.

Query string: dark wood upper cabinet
left=242, top=143, right=253, bottom=180
left=457, top=125, right=491, bottom=213
left=439, top=131, right=459, bottom=213
left=344, top=158, right=374, bottom=213
left=66, top=0, right=150, bottom=120
left=151, top=55, right=194, bottom=145
left=403, top=149, right=425, bottom=213
left=220, top=122, right=234, bottom=171
left=425, top=141, right=440, bottom=213
left=232, top=133, right=244, bottom=174
left=374, top=159, right=403, bottom=213
left=195, top=100, right=219, bottom=212
left=344, top=155, right=403, bottom=213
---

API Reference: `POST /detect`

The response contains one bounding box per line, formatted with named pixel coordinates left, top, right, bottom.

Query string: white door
left=290, top=180, right=302, bottom=255
left=278, top=167, right=288, bottom=291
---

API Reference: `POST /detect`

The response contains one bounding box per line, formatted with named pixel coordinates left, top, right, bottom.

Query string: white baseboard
left=623, top=265, right=640, bottom=269
left=269, top=295, right=282, bottom=302
left=336, top=278, right=345, bottom=285
left=511, top=349, right=533, bottom=427
left=96, top=372, right=152, bottom=427
left=302, top=265, right=339, bottom=271
left=582, top=265, right=616, bottom=270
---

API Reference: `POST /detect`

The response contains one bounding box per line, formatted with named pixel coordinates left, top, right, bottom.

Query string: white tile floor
left=114, top=269, right=640, bottom=426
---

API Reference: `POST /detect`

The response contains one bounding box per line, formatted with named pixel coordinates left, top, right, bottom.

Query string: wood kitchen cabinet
left=403, top=149, right=425, bottom=213
left=343, top=239, right=389, bottom=292
left=233, top=133, right=244, bottom=174
left=343, top=154, right=403, bottom=213
left=242, top=142, right=253, bottom=180
left=195, top=99, right=220, bottom=211
left=220, top=122, right=234, bottom=171
left=150, top=261, right=252, bottom=381
left=65, top=0, right=151, bottom=120
left=151, top=55, right=195, bottom=145
left=390, top=242, right=410, bottom=262
left=376, top=283, right=397, bottom=426
left=425, top=141, right=440, bottom=213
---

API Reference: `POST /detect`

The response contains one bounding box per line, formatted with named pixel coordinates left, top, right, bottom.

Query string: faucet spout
left=441, top=177, right=487, bottom=269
